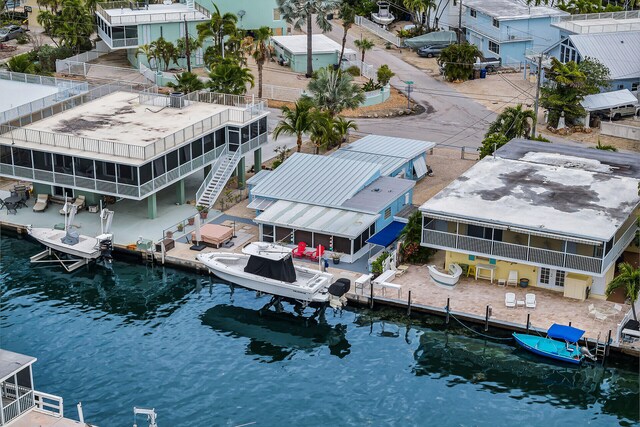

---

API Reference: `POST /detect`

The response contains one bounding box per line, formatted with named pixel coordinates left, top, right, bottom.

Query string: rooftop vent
left=372, top=188, right=381, bottom=192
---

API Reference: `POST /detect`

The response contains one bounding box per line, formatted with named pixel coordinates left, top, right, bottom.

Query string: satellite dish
left=238, top=9, right=246, bottom=20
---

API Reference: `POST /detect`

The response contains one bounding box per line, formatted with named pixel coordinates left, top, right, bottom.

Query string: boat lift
left=133, top=407, right=158, bottom=427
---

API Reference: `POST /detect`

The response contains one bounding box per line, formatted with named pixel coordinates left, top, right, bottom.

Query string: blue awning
left=366, top=221, right=406, bottom=247
left=547, top=324, right=585, bottom=343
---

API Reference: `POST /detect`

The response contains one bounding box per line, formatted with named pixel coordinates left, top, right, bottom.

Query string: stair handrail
left=196, top=145, right=228, bottom=204
left=200, top=148, right=243, bottom=209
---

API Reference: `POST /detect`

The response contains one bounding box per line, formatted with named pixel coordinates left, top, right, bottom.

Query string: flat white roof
left=581, top=89, right=638, bottom=112
left=0, top=349, right=36, bottom=383
left=464, top=0, right=568, bottom=20
left=271, top=34, right=356, bottom=56
left=100, top=3, right=208, bottom=24
left=0, top=80, right=59, bottom=114
left=255, top=200, right=378, bottom=239
left=420, top=153, right=640, bottom=241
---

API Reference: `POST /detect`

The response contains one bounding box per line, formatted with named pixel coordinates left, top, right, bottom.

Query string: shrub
left=36, top=45, right=73, bottom=73
left=362, top=78, right=382, bottom=92
left=345, top=65, right=360, bottom=77
left=371, top=251, right=390, bottom=276
left=376, top=64, right=395, bottom=86
left=530, top=134, right=551, bottom=143
left=16, top=33, right=29, bottom=45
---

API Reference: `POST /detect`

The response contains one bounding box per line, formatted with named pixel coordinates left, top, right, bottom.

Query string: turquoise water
left=1, top=235, right=639, bottom=426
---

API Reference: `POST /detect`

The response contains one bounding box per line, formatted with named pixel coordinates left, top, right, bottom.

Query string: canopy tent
left=367, top=221, right=405, bottom=247
left=580, top=89, right=638, bottom=112
left=547, top=324, right=585, bottom=343
left=403, top=31, right=457, bottom=49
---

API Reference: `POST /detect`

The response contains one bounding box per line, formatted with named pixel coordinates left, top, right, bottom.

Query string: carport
left=580, top=89, right=639, bottom=127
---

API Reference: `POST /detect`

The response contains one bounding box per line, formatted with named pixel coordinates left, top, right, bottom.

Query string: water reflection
left=413, top=329, right=640, bottom=422
left=201, top=305, right=351, bottom=362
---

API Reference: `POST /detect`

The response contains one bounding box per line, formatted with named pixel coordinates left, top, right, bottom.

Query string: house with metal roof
left=270, top=34, right=357, bottom=74
left=462, top=0, right=568, bottom=67
left=249, top=150, right=420, bottom=263
left=545, top=31, right=640, bottom=92
left=420, top=139, right=640, bottom=300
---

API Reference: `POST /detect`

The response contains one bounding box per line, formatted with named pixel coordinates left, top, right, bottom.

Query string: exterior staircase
left=196, top=148, right=243, bottom=209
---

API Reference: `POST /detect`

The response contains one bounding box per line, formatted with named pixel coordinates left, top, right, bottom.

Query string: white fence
left=246, top=84, right=304, bottom=102
left=341, top=58, right=375, bottom=79
left=355, top=15, right=402, bottom=47
left=601, top=121, right=640, bottom=141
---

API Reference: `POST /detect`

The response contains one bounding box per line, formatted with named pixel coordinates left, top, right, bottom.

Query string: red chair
left=306, top=244, right=325, bottom=262
left=292, top=242, right=307, bottom=258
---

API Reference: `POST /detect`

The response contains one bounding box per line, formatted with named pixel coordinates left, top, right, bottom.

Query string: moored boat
left=371, top=1, right=395, bottom=27
left=427, top=263, right=462, bottom=287
left=513, top=324, right=596, bottom=365
left=197, top=242, right=350, bottom=309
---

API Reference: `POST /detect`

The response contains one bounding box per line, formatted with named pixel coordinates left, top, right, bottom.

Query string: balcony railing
left=2, top=387, right=35, bottom=425
left=421, top=229, right=614, bottom=274
left=551, top=11, right=640, bottom=34
left=464, top=22, right=533, bottom=43
left=96, top=2, right=209, bottom=26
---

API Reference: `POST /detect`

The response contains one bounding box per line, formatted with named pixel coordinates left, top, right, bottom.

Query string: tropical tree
left=206, top=58, right=254, bottom=95
left=136, top=44, right=157, bottom=70
left=399, top=211, right=434, bottom=263
left=478, top=133, right=509, bottom=159
left=333, top=116, right=358, bottom=149
left=6, top=54, right=38, bottom=74
left=579, top=57, right=611, bottom=93
left=438, top=43, right=481, bottom=82
left=36, top=10, right=56, bottom=35
left=606, top=263, right=640, bottom=321
left=276, top=0, right=340, bottom=77
left=354, top=37, right=375, bottom=64
left=52, top=0, right=94, bottom=54
left=404, top=0, right=437, bottom=31
left=338, top=2, right=356, bottom=64
left=197, top=3, right=238, bottom=60
left=248, top=26, right=272, bottom=98
left=485, top=104, right=536, bottom=139
left=305, top=67, right=365, bottom=117
left=376, top=64, right=395, bottom=86
left=308, top=110, right=335, bottom=154
left=167, top=72, right=204, bottom=93
left=176, top=36, right=203, bottom=72
left=272, top=98, right=315, bottom=153
left=150, top=37, right=178, bottom=71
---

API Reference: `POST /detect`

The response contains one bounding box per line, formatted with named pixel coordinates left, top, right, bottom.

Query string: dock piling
left=526, top=313, right=530, bottom=334
left=407, top=290, right=412, bottom=316
left=445, top=298, right=450, bottom=325
left=484, top=305, right=489, bottom=332
left=369, top=281, right=374, bottom=309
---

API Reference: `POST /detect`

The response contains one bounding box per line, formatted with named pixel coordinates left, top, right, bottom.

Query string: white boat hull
left=28, top=228, right=102, bottom=259
left=197, top=252, right=334, bottom=304
left=428, top=263, right=462, bottom=288
left=371, top=13, right=395, bottom=26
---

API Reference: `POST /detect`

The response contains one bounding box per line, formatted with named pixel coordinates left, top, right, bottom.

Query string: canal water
left=1, top=236, right=638, bottom=426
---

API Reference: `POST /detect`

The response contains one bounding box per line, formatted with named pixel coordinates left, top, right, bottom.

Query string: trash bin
left=473, top=69, right=481, bottom=80
left=480, top=69, right=487, bottom=79
left=519, top=278, right=529, bottom=288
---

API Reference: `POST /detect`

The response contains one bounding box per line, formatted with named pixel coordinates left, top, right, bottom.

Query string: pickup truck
left=473, top=57, right=501, bottom=72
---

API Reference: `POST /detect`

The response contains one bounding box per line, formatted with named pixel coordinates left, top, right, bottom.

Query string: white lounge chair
left=505, top=292, right=516, bottom=308
left=60, top=195, right=86, bottom=214
left=32, top=194, right=48, bottom=212
left=610, top=303, right=623, bottom=318
left=594, top=311, right=608, bottom=322
left=525, top=293, right=536, bottom=309
left=588, top=304, right=599, bottom=318
left=506, top=270, right=518, bottom=287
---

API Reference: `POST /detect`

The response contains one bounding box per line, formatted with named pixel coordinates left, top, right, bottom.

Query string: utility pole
left=531, top=54, right=543, bottom=137
left=184, top=16, right=191, bottom=72
left=458, top=0, right=463, bottom=45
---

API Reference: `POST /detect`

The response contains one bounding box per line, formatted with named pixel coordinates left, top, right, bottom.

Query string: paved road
left=308, top=21, right=500, bottom=149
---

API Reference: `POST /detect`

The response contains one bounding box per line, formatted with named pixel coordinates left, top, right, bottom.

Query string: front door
left=538, top=267, right=566, bottom=289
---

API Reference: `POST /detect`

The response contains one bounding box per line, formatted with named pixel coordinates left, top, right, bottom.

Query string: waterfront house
left=248, top=136, right=435, bottom=262
left=420, top=139, right=640, bottom=300
left=463, top=0, right=568, bottom=67
left=270, top=34, right=357, bottom=74
left=215, top=0, right=288, bottom=35
left=0, top=89, right=269, bottom=219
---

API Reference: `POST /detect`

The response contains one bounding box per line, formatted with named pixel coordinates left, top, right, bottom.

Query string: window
left=0, top=145, right=12, bottom=164
left=250, top=120, right=259, bottom=140
left=191, top=139, right=203, bottom=158
left=153, top=157, right=165, bottom=178
left=383, top=207, right=392, bottom=219
left=404, top=193, right=410, bottom=205
left=241, top=125, right=250, bottom=144
left=555, top=271, right=566, bottom=287
left=262, top=224, right=274, bottom=242
left=618, top=84, right=624, bottom=90
left=492, top=18, right=499, bottom=28
left=228, top=127, right=240, bottom=151
left=139, top=162, right=152, bottom=184
left=12, top=148, right=31, bottom=168
left=488, top=41, right=500, bottom=55
left=273, top=8, right=281, bottom=20
left=33, top=150, right=52, bottom=171
left=215, top=128, right=226, bottom=148
left=203, top=134, right=215, bottom=153
left=179, top=144, right=191, bottom=165
left=275, top=226, right=293, bottom=242
left=259, top=117, right=267, bottom=134
left=539, top=267, right=550, bottom=285
left=470, top=8, right=476, bottom=18
left=117, top=164, right=138, bottom=185
left=333, top=236, right=351, bottom=254
left=166, top=150, right=178, bottom=171
left=96, top=160, right=116, bottom=182
left=74, top=157, right=94, bottom=178
left=54, top=154, right=73, bottom=174
left=632, top=83, right=639, bottom=91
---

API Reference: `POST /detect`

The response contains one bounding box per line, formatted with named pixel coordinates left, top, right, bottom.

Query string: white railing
left=614, top=307, right=635, bottom=346
left=551, top=11, right=640, bottom=33
left=603, top=224, right=638, bottom=270
left=464, top=22, right=533, bottom=42
left=246, top=84, right=304, bottom=102
left=355, top=15, right=402, bottom=46
left=96, top=2, right=209, bottom=26
left=196, top=148, right=243, bottom=209
left=34, top=390, right=64, bottom=417
left=196, top=145, right=229, bottom=203
left=341, top=58, right=375, bottom=79
left=2, top=389, right=35, bottom=424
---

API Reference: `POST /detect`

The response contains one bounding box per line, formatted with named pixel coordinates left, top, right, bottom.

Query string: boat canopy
left=403, top=31, right=457, bottom=49
left=547, top=324, right=585, bottom=343
left=244, top=254, right=297, bottom=283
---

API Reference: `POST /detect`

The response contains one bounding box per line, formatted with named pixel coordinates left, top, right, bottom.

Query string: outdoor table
left=475, top=263, right=496, bottom=283
left=4, top=196, right=26, bottom=209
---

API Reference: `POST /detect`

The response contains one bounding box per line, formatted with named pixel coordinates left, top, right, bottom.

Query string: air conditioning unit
left=510, top=35, right=516, bottom=40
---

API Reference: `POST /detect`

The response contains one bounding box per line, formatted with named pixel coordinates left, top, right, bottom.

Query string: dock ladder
left=592, top=332, right=607, bottom=364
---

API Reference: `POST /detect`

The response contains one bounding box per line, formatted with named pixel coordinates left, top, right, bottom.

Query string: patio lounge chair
left=506, top=270, right=518, bottom=287
left=292, top=242, right=307, bottom=258
left=60, top=195, right=86, bottom=214
left=306, top=244, right=325, bottom=262
left=610, top=303, right=623, bottom=318
left=505, top=292, right=516, bottom=308
left=525, top=293, right=536, bottom=309
left=594, top=311, right=608, bottom=322
left=32, top=194, right=49, bottom=212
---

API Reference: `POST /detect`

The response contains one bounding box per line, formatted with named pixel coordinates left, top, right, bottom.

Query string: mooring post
left=604, top=329, right=612, bottom=366
left=445, top=298, right=450, bottom=324
left=484, top=305, right=490, bottom=332
left=569, top=321, right=572, bottom=327
left=407, top=290, right=412, bottom=316
left=369, top=280, right=374, bottom=309
left=526, top=313, right=530, bottom=334
left=461, top=146, right=465, bottom=159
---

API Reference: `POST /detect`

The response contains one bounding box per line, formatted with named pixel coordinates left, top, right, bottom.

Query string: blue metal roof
left=547, top=324, right=585, bottom=343
left=366, top=221, right=406, bottom=247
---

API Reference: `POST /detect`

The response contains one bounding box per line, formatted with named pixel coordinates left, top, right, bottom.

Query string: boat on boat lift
left=196, top=242, right=351, bottom=312
left=27, top=201, right=115, bottom=272
left=371, top=1, right=395, bottom=28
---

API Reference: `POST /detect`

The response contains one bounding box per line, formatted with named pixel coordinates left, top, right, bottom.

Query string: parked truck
left=473, top=57, right=501, bottom=72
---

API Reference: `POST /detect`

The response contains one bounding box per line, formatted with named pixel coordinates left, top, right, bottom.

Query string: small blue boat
left=513, top=324, right=590, bottom=365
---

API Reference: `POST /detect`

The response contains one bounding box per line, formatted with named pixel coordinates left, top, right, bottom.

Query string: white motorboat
left=427, top=263, right=462, bottom=288
left=27, top=204, right=114, bottom=272
left=371, top=1, right=395, bottom=27
left=197, top=242, right=350, bottom=309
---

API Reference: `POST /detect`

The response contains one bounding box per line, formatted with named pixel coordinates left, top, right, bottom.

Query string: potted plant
left=331, top=252, right=342, bottom=265
left=196, top=204, right=209, bottom=219
left=187, top=216, right=195, bottom=226
left=177, top=223, right=184, bottom=232
left=165, top=230, right=174, bottom=239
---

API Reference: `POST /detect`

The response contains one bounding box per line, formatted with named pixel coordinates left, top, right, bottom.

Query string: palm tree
left=55, top=0, right=94, bottom=54
left=404, top=0, right=437, bottom=31
left=248, top=26, right=272, bottom=98
left=438, top=43, right=481, bottom=82
left=206, top=58, right=255, bottom=95
left=136, top=44, right=157, bottom=70
left=305, top=67, right=365, bottom=117
left=354, top=37, right=375, bottom=64
left=197, top=4, right=238, bottom=64
left=338, top=2, right=355, bottom=64
left=272, top=98, right=315, bottom=152
left=606, top=263, right=640, bottom=321
left=333, top=117, right=358, bottom=148
left=276, top=0, right=340, bottom=77
left=6, top=54, right=37, bottom=74
left=308, top=110, right=335, bottom=154
left=167, top=72, right=204, bottom=93
left=150, top=37, right=179, bottom=71
left=485, top=104, right=536, bottom=139
left=176, top=36, right=203, bottom=71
